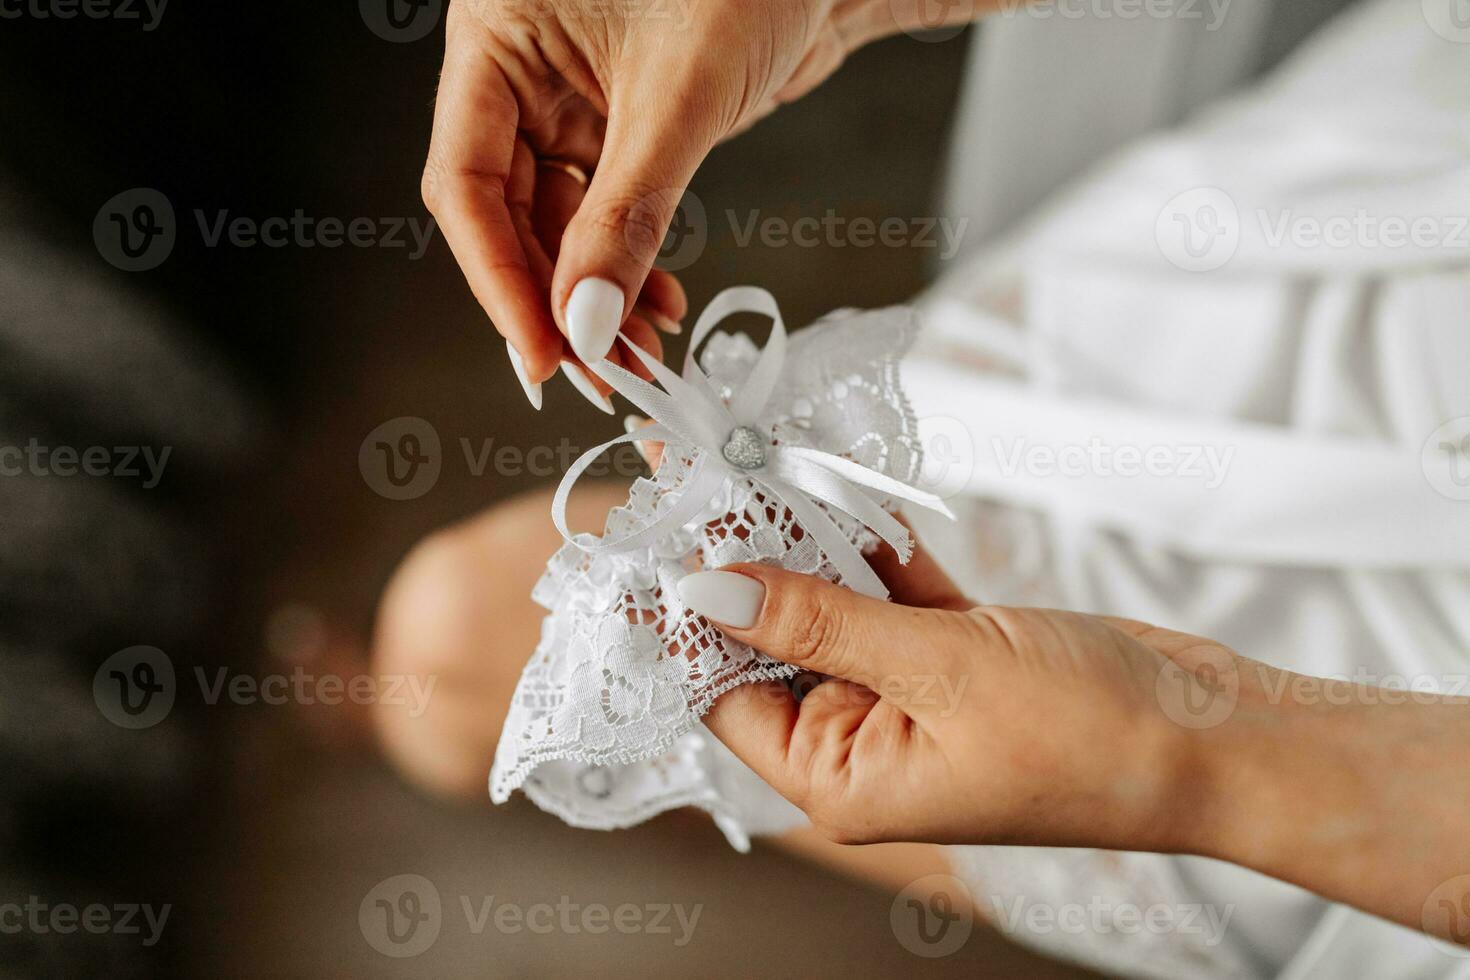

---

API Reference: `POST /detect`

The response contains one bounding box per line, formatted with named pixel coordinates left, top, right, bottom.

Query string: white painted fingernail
left=640, top=307, right=683, bottom=336
left=677, top=571, right=765, bottom=629
left=566, top=277, right=624, bottom=363
left=623, top=414, right=645, bottom=434
left=506, top=341, right=542, bottom=411
left=561, top=363, right=614, bottom=415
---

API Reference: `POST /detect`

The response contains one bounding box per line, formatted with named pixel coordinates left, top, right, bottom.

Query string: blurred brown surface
left=195, top=27, right=1097, bottom=980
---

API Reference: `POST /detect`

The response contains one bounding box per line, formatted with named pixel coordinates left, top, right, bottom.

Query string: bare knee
left=370, top=484, right=627, bottom=799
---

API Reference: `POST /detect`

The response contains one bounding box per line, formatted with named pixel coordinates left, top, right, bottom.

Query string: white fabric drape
left=906, top=0, right=1470, bottom=975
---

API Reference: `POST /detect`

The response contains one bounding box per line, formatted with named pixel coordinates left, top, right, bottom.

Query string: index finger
left=422, top=14, right=563, bottom=382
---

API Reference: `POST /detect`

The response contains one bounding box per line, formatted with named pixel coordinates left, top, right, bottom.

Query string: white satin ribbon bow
left=550, top=287, right=954, bottom=601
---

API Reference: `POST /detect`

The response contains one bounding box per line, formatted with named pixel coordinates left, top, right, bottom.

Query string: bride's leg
left=370, top=485, right=955, bottom=890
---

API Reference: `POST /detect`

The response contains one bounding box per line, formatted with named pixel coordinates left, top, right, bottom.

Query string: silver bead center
left=721, top=426, right=767, bottom=470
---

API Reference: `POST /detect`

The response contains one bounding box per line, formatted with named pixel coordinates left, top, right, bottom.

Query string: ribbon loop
left=549, top=289, right=954, bottom=599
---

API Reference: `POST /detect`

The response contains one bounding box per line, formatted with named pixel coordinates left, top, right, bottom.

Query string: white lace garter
left=489, top=287, right=951, bottom=849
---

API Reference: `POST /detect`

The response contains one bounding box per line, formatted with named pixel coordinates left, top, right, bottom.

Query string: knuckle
left=788, top=590, right=846, bottom=667
left=587, top=191, right=668, bottom=261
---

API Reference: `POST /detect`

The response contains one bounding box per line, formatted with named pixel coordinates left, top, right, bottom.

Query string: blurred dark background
left=0, top=6, right=1089, bottom=977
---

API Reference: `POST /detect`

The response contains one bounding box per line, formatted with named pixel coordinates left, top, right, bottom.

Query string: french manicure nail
left=677, top=571, right=765, bottom=629
left=566, top=277, right=624, bottom=363
left=561, top=363, right=615, bottom=415
left=506, top=341, right=543, bottom=410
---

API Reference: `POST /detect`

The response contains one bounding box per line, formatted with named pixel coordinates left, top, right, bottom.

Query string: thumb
left=552, top=90, right=714, bottom=364
left=676, top=565, right=967, bottom=691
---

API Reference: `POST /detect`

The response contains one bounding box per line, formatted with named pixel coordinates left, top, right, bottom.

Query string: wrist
left=1175, top=667, right=1389, bottom=878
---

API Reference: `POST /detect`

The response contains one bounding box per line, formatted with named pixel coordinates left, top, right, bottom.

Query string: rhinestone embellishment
left=721, top=426, right=767, bottom=470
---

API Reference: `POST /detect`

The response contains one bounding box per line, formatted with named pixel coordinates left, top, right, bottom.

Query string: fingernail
left=506, top=341, right=543, bottom=411
left=566, top=277, right=624, bottom=363
left=677, top=571, right=765, bottom=629
left=623, top=414, right=643, bottom=434
left=640, top=306, right=683, bottom=336
left=561, top=363, right=615, bottom=415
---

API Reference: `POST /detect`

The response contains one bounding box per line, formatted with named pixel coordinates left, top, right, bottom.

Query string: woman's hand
left=422, top=0, right=988, bottom=407
left=690, top=546, right=1213, bottom=851
left=693, top=542, right=1470, bottom=946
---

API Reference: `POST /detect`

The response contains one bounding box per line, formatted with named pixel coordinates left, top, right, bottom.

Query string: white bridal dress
left=900, top=0, right=1470, bottom=975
